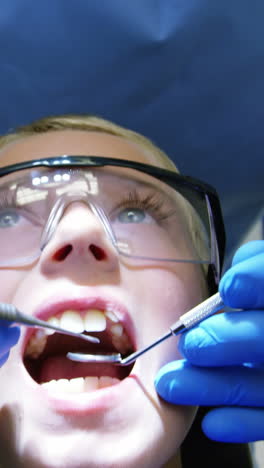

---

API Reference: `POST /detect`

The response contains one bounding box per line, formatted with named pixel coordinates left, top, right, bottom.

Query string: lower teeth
left=41, top=376, right=120, bottom=393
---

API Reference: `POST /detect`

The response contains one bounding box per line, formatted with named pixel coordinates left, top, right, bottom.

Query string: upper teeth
left=44, top=309, right=113, bottom=335
left=60, top=309, right=107, bottom=333
left=25, top=309, right=132, bottom=359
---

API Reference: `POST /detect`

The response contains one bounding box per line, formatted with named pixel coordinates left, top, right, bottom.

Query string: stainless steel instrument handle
left=0, top=302, right=99, bottom=343
left=171, top=292, right=224, bottom=332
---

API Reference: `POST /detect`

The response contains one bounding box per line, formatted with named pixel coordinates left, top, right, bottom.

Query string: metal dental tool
left=67, top=292, right=225, bottom=365
left=0, top=302, right=100, bottom=344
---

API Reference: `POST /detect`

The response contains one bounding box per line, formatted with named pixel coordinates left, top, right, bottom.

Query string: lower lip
left=38, top=374, right=138, bottom=415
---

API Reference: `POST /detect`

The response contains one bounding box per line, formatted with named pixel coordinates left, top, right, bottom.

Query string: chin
left=16, top=424, right=182, bottom=468
left=0, top=342, right=195, bottom=468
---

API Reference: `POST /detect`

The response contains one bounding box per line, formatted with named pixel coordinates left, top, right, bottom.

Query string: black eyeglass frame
left=0, top=155, right=226, bottom=284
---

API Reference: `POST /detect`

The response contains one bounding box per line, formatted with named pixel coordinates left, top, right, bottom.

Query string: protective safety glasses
left=0, top=156, right=225, bottom=283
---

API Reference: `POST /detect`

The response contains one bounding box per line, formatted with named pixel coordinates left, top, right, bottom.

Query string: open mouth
left=23, top=307, right=135, bottom=394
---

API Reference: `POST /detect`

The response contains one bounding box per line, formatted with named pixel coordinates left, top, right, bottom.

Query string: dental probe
left=0, top=302, right=100, bottom=344
left=67, top=291, right=224, bottom=365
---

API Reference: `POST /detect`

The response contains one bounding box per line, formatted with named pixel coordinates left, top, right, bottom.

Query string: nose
left=39, top=202, right=120, bottom=283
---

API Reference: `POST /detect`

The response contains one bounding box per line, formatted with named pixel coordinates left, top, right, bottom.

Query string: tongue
left=39, top=355, right=124, bottom=383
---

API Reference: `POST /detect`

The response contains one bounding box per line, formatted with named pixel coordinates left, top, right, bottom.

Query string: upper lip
left=21, top=293, right=137, bottom=354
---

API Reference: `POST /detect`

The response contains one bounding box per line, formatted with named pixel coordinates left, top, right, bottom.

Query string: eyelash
left=0, top=187, right=175, bottom=225
left=0, top=189, right=18, bottom=211
left=112, top=190, right=174, bottom=223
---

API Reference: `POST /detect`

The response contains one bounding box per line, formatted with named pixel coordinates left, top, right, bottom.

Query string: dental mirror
left=67, top=292, right=225, bottom=365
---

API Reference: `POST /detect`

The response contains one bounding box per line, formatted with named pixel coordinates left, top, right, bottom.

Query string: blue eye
left=118, top=208, right=146, bottom=223
left=0, top=210, right=20, bottom=228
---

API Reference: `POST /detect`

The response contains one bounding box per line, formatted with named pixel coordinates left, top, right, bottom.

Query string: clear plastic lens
left=0, top=210, right=20, bottom=228
left=0, top=166, right=212, bottom=267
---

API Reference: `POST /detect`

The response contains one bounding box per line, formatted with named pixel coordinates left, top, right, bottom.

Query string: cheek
left=0, top=271, right=27, bottom=302
left=125, top=264, right=206, bottom=361
left=135, top=265, right=205, bottom=324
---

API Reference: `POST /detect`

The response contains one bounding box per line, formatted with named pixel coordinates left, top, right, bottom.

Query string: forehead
left=0, top=130, right=164, bottom=169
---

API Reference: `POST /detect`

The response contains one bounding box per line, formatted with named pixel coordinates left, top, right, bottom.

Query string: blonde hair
left=0, top=113, right=209, bottom=281
left=0, top=114, right=177, bottom=171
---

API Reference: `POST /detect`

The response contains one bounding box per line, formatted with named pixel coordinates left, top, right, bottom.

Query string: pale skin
left=0, top=130, right=207, bottom=467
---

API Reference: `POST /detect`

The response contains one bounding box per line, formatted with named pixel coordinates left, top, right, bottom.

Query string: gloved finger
left=202, top=407, right=264, bottom=443
left=219, top=250, right=264, bottom=310
left=231, top=240, right=264, bottom=266
left=155, top=359, right=264, bottom=407
left=179, top=311, right=264, bottom=366
left=0, top=323, right=20, bottom=358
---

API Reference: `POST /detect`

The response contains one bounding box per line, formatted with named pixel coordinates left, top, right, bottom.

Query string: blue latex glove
left=0, top=320, right=20, bottom=366
left=155, top=240, right=264, bottom=443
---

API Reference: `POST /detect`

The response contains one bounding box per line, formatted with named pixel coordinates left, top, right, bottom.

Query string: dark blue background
left=0, top=1, right=263, bottom=264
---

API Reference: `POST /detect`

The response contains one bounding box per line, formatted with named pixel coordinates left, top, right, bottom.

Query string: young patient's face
left=0, top=130, right=206, bottom=468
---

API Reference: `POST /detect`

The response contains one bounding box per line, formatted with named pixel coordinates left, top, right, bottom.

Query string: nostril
left=51, top=244, right=107, bottom=262
left=89, top=244, right=107, bottom=261
left=53, top=244, right=73, bottom=262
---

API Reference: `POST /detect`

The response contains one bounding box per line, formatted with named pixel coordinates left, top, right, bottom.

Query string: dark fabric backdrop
left=0, top=0, right=263, bottom=264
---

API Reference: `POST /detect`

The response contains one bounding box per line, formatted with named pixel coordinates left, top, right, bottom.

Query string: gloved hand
left=0, top=320, right=20, bottom=366
left=155, top=240, right=264, bottom=443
